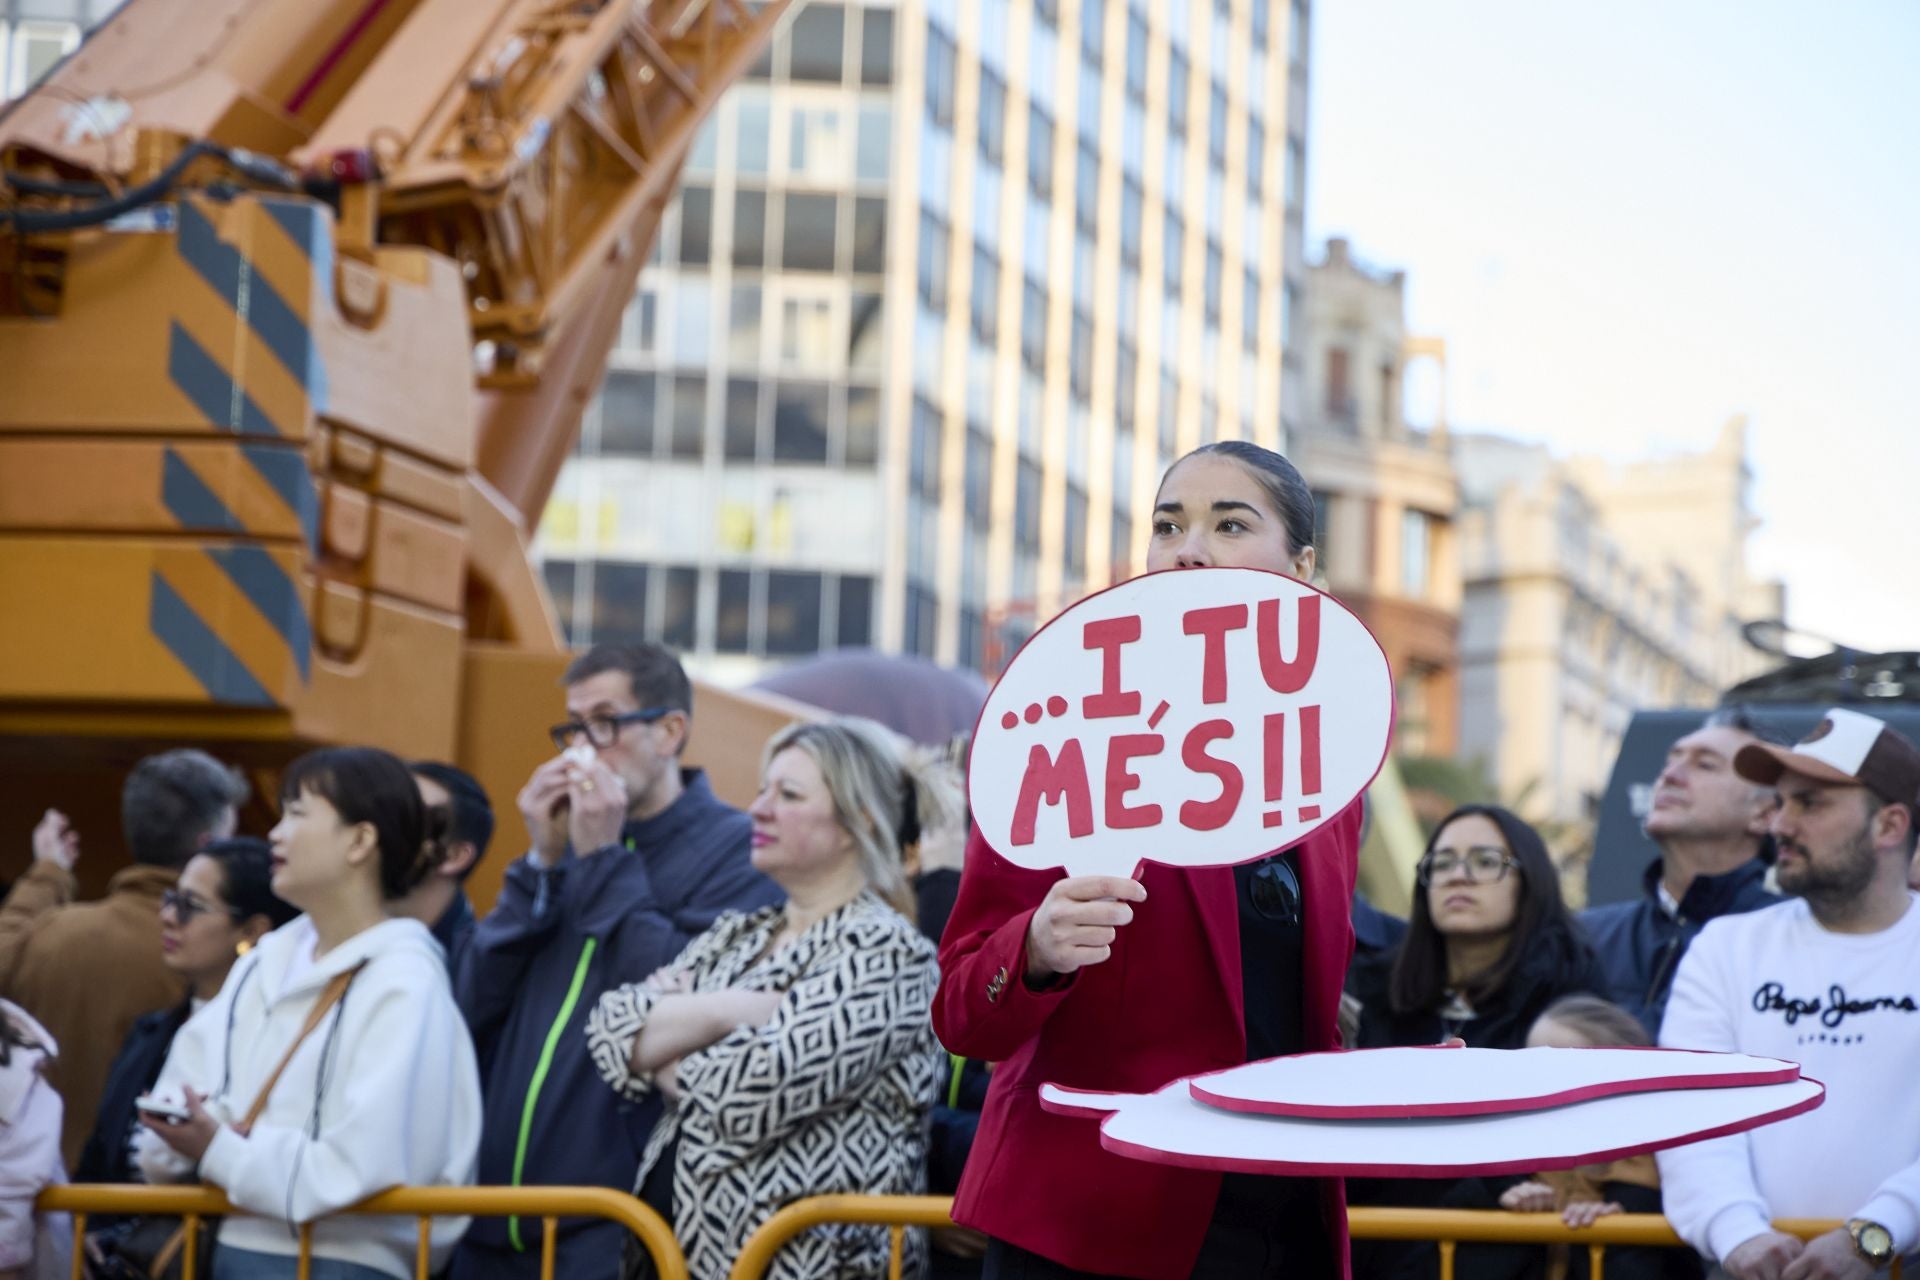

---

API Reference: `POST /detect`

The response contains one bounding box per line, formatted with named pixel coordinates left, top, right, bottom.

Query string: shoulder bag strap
left=234, top=960, right=367, bottom=1136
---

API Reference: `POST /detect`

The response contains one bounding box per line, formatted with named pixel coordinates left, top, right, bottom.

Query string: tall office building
left=0, top=0, right=110, bottom=102
left=531, top=0, right=1314, bottom=683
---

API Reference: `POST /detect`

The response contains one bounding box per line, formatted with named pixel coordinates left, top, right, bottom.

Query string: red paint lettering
left=1082, top=616, right=1144, bottom=718
left=1010, top=739, right=1095, bottom=846
left=1104, top=733, right=1164, bottom=830
left=1180, top=719, right=1242, bottom=831
left=1256, top=595, right=1321, bottom=694
left=1183, top=604, right=1249, bottom=704
left=1300, top=704, right=1323, bottom=797
left=1264, top=712, right=1286, bottom=803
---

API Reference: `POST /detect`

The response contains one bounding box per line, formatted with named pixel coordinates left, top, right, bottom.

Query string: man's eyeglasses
left=160, top=889, right=240, bottom=924
left=1417, top=846, right=1521, bottom=885
left=1248, top=857, right=1302, bottom=925
left=548, top=707, right=677, bottom=752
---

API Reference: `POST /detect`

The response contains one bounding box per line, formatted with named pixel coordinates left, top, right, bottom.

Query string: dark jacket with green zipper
left=450, top=769, right=780, bottom=1277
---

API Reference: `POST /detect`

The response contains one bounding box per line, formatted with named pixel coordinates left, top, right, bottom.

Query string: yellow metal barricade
left=1347, top=1209, right=1875, bottom=1280
left=726, top=1194, right=956, bottom=1280
left=39, top=1184, right=688, bottom=1280
left=725, top=1196, right=1892, bottom=1280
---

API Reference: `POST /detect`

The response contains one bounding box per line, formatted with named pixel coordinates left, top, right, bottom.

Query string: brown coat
left=0, top=860, right=187, bottom=1166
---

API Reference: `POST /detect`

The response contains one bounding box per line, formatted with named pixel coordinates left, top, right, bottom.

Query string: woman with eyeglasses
left=934, top=442, right=1366, bottom=1280
left=1346, top=804, right=1604, bottom=1280
left=77, top=837, right=299, bottom=1188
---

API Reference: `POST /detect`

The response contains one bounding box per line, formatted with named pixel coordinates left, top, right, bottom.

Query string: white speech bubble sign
left=969, top=567, right=1394, bottom=876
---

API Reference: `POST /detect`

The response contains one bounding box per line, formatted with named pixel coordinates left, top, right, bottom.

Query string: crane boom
left=0, top=0, right=799, bottom=898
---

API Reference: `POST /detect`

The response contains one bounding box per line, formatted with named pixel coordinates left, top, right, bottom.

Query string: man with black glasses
left=452, top=643, right=780, bottom=1280
left=1582, top=708, right=1782, bottom=1034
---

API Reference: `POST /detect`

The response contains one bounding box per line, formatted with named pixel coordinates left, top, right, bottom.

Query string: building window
left=978, top=69, right=1007, bottom=164
left=1203, top=241, right=1223, bottom=323
left=849, top=290, right=884, bottom=373
left=1310, top=489, right=1331, bottom=561
left=668, top=375, right=705, bottom=458
left=789, top=106, right=850, bottom=185
left=905, top=582, right=939, bottom=658
left=1164, top=207, right=1185, bottom=289
left=660, top=566, right=698, bottom=651
left=965, top=427, right=993, bottom=531
left=679, top=187, right=712, bottom=265
left=1247, top=119, right=1266, bottom=196
left=1120, top=178, right=1143, bottom=267
left=779, top=293, right=837, bottom=370
left=1064, top=485, right=1089, bottom=578
left=1159, top=368, right=1179, bottom=454
left=925, top=26, right=957, bottom=126
left=599, top=371, right=656, bottom=455
left=1115, top=341, right=1138, bottom=435
left=856, top=104, right=891, bottom=184
left=844, top=386, right=880, bottom=467
left=728, top=286, right=762, bottom=365
left=788, top=5, right=846, bottom=83
left=1242, top=270, right=1261, bottom=351
left=1285, top=136, right=1306, bottom=210
left=1021, top=280, right=1048, bottom=372
left=918, top=213, right=949, bottom=308
left=1208, top=82, right=1228, bottom=162
left=1124, top=8, right=1149, bottom=99
left=1401, top=510, right=1431, bottom=599
left=716, top=570, right=753, bottom=653
left=733, top=189, right=766, bottom=267
left=1167, top=48, right=1190, bottom=136
left=543, top=561, right=581, bottom=641
left=971, top=248, right=1001, bottom=342
left=1080, top=0, right=1104, bottom=64
left=1074, top=142, right=1100, bottom=234
left=773, top=382, right=832, bottom=462
left=592, top=562, right=650, bottom=643
left=851, top=196, right=887, bottom=274
left=781, top=193, right=839, bottom=271
left=836, top=574, right=874, bottom=646
left=1069, top=311, right=1094, bottom=399
left=766, top=571, right=825, bottom=655
left=1281, top=280, right=1298, bottom=349
left=1252, top=0, right=1271, bottom=49
left=724, top=379, right=760, bottom=461
left=1015, top=458, right=1042, bottom=551
left=910, top=396, right=944, bottom=497
left=1326, top=347, right=1351, bottom=417
left=1290, top=0, right=1308, bottom=67
left=1027, top=105, right=1056, bottom=200
left=860, top=7, right=894, bottom=85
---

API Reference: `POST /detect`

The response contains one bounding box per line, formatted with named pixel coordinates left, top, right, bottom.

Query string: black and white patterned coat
left=586, top=891, right=942, bottom=1280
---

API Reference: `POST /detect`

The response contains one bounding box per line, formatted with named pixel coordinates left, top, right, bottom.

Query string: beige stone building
left=1454, top=420, right=1784, bottom=827
left=1294, top=238, right=1461, bottom=757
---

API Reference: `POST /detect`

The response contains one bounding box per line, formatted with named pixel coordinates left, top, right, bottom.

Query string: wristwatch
left=1847, top=1218, right=1894, bottom=1270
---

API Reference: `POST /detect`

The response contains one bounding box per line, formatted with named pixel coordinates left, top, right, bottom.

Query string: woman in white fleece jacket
left=137, top=747, right=482, bottom=1280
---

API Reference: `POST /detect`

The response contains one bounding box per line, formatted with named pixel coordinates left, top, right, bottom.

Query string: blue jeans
left=212, top=1245, right=392, bottom=1279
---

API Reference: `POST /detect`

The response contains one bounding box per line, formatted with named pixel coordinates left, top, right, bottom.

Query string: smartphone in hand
left=134, top=1094, right=191, bottom=1123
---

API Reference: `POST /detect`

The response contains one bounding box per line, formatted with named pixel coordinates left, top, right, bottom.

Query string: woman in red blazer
left=934, top=442, right=1364, bottom=1279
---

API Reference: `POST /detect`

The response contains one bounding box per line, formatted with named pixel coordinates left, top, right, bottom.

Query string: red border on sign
left=1185, top=1044, right=1803, bottom=1120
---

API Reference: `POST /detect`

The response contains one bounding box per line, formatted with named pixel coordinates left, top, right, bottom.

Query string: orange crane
left=0, top=0, right=802, bottom=907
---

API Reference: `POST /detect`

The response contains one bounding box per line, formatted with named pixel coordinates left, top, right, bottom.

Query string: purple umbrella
left=750, top=648, right=989, bottom=747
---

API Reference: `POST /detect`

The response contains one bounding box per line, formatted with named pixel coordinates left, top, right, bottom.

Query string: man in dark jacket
left=450, top=644, right=782, bottom=1280
left=1581, top=712, right=1781, bottom=1034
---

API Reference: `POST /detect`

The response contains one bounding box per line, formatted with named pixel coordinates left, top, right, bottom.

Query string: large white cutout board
left=1039, top=1074, right=1825, bottom=1178
left=969, top=568, right=1394, bottom=876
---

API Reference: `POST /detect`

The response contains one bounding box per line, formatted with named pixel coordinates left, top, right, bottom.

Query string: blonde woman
left=586, top=717, right=952, bottom=1280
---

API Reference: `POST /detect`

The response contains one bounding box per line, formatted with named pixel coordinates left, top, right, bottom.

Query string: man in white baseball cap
left=1657, top=707, right=1920, bottom=1280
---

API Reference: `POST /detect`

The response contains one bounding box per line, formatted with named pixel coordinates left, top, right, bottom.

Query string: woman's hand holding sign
left=1024, top=876, right=1148, bottom=985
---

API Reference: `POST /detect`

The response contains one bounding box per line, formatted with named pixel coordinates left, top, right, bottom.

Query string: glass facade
left=540, top=0, right=1308, bottom=678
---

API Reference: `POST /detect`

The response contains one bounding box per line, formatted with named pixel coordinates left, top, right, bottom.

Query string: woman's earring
left=235, top=939, right=253, bottom=958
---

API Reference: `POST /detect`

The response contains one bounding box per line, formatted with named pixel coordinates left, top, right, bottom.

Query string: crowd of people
left=0, top=441, right=1912, bottom=1280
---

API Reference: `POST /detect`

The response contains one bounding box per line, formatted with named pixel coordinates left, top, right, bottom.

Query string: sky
left=1305, top=0, right=1919, bottom=655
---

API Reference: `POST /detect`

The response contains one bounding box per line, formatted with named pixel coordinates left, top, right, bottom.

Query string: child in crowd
left=0, top=998, right=70, bottom=1280
left=1500, top=994, right=1703, bottom=1280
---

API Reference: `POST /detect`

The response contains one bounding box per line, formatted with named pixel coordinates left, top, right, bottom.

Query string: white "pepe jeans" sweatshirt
left=136, top=917, right=481, bottom=1280
left=1656, top=892, right=1920, bottom=1264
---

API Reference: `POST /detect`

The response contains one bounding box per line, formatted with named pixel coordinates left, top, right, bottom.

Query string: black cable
left=0, top=170, right=110, bottom=198
left=0, top=139, right=215, bottom=232
left=0, top=141, right=296, bottom=233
